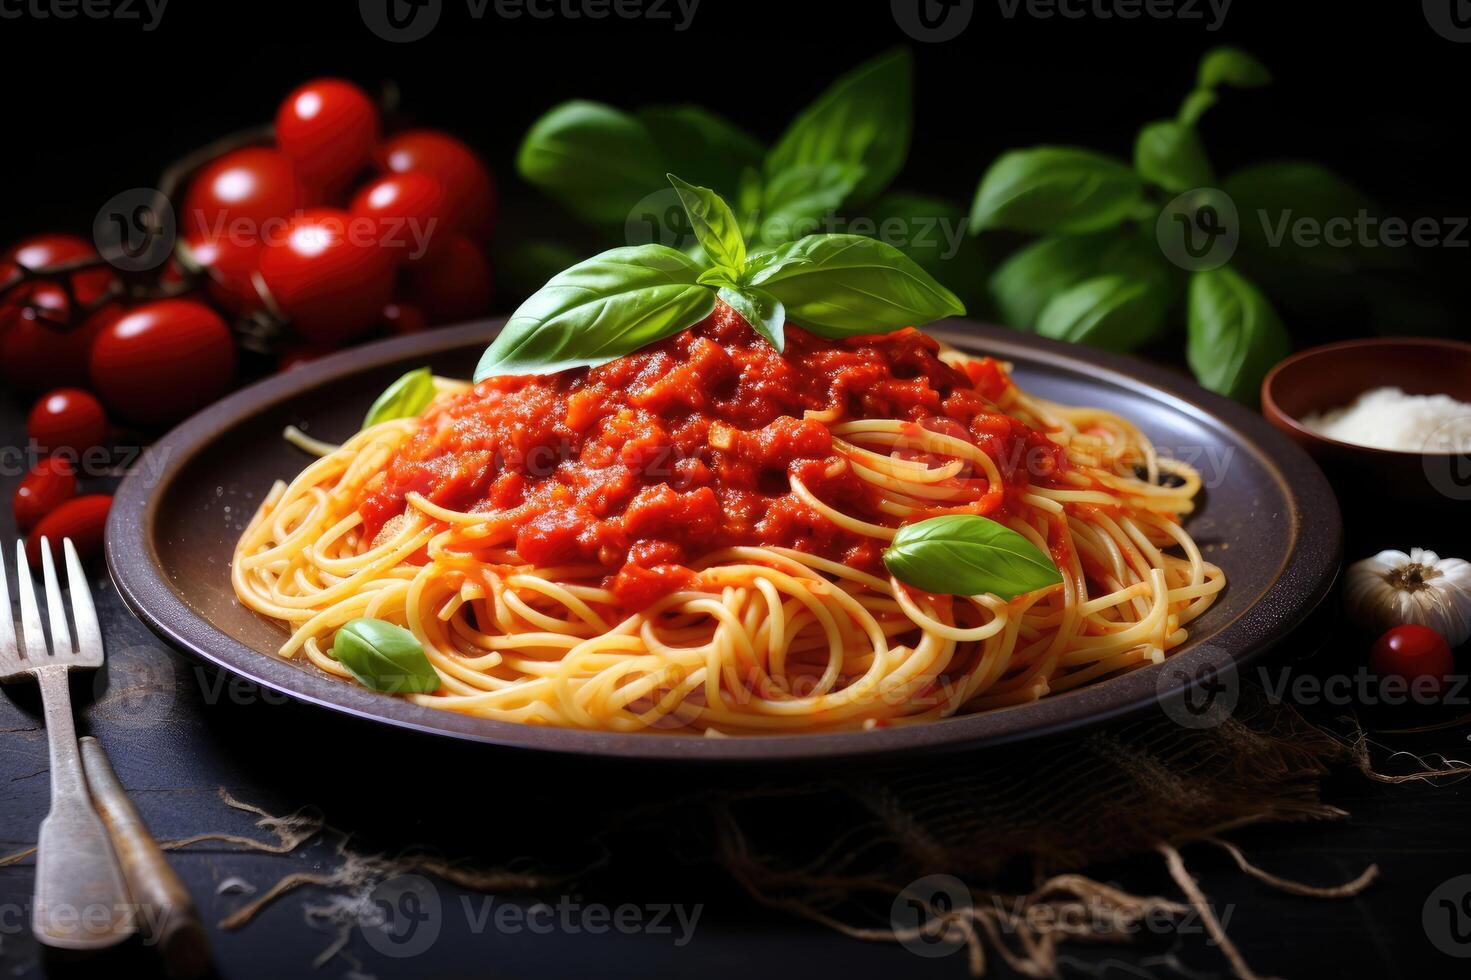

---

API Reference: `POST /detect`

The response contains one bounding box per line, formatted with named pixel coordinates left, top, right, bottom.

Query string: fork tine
left=0, top=542, right=14, bottom=663
left=39, top=537, right=72, bottom=658
left=64, top=539, right=102, bottom=663
left=16, top=541, right=47, bottom=660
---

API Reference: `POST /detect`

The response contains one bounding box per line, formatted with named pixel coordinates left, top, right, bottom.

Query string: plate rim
left=105, top=318, right=1342, bottom=762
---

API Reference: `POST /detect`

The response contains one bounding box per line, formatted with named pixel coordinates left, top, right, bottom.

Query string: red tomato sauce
left=359, top=303, right=1065, bottom=607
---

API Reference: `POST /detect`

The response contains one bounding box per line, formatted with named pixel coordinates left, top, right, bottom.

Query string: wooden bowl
left=1261, top=337, right=1471, bottom=509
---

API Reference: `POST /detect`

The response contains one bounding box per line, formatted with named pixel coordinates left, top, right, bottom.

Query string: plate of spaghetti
left=108, top=203, right=1339, bottom=759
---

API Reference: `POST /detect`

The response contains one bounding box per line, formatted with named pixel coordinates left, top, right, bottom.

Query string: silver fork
left=0, top=538, right=134, bottom=949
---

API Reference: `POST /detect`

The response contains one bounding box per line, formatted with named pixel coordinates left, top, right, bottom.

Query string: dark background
left=3, top=3, right=1471, bottom=980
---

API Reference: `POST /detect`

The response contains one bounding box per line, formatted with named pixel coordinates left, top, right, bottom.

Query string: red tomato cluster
left=1, top=78, right=497, bottom=561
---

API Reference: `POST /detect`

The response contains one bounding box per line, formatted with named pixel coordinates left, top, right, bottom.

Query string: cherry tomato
left=178, top=233, right=262, bottom=314
left=349, top=172, right=452, bottom=263
left=90, top=299, right=236, bottom=425
left=26, top=494, right=112, bottom=568
left=382, top=302, right=427, bottom=335
left=182, top=147, right=304, bottom=241
left=407, top=236, right=493, bottom=325
left=257, top=208, right=395, bottom=344
left=27, top=388, right=108, bottom=455
left=1370, top=624, right=1455, bottom=696
left=275, top=79, right=379, bottom=199
left=375, top=130, right=496, bottom=240
left=13, top=457, right=77, bottom=533
left=0, top=292, right=111, bottom=391
left=2, top=233, right=114, bottom=304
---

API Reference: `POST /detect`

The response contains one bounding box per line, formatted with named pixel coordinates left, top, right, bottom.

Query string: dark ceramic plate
left=106, top=320, right=1341, bottom=761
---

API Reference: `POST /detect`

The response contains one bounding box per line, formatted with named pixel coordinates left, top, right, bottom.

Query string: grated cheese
left=1300, top=386, right=1471, bottom=453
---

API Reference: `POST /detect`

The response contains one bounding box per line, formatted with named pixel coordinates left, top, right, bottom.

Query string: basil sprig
left=363, top=367, right=436, bottom=428
left=476, top=175, right=965, bottom=380
left=883, top=515, right=1063, bottom=600
left=333, top=618, right=440, bottom=694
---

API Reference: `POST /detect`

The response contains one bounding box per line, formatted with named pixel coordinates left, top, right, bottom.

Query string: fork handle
left=32, top=664, right=135, bottom=949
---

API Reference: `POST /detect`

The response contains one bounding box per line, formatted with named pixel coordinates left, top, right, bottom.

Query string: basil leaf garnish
left=476, top=245, right=716, bottom=380
left=716, top=285, right=785, bottom=352
left=1133, top=120, right=1215, bottom=193
left=765, top=48, right=911, bottom=207
left=668, top=174, right=745, bottom=276
left=333, top=618, right=440, bottom=694
left=363, top=367, right=436, bottom=429
left=517, top=101, right=666, bottom=225
left=1186, top=265, right=1291, bottom=403
left=745, top=234, right=965, bottom=337
left=884, top=515, right=1064, bottom=600
left=1035, top=274, right=1169, bottom=353
left=1196, top=47, right=1272, bottom=90
left=970, top=147, right=1144, bottom=235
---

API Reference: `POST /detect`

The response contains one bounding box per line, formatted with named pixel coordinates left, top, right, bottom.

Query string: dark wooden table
left=2, top=398, right=1470, bottom=980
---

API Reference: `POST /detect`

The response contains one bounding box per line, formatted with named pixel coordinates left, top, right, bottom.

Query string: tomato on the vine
left=0, top=291, right=112, bottom=391
left=178, top=233, right=262, bottom=315
left=26, top=495, right=111, bottom=568
left=2, top=234, right=114, bottom=304
left=182, top=147, right=304, bottom=240
left=407, top=235, right=493, bottom=324
left=275, top=79, right=379, bottom=199
left=349, top=172, right=452, bottom=263
left=13, top=457, right=77, bottom=533
left=375, top=130, right=496, bottom=241
left=257, top=208, right=395, bottom=344
left=90, top=299, right=236, bottom=425
left=1370, top=624, right=1455, bottom=695
left=27, top=388, right=108, bottom=455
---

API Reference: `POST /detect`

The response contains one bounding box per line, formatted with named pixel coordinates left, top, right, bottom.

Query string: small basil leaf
left=1186, top=265, right=1291, bottom=403
left=333, top=618, right=440, bottom=694
left=746, top=234, right=965, bottom=337
left=638, top=105, right=762, bottom=201
left=1133, top=120, right=1215, bottom=193
left=753, top=162, right=866, bottom=247
left=1035, top=274, right=1169, bottom=353
left=1197, top=47, right=1272, bottom=91
left=765, top=48, right=911, bottom=206
left=989, top=232, right=1115, bottom=330
left=363, top=367, right=436, bottom=429
left=475, top=245, right=717, bottom=380
left=668, top=173, right=745, bottom=276
left=884, top=515, right=1063, bottom=600
left=716, top=285, right=785, bottom=352
left=1176, top=89, right=1218, bottom=127
left=971, top=147, right=1145, bottom=234
left=517, top=101, right=666, bottom=225
left=696, top=266, right=740, bottom=288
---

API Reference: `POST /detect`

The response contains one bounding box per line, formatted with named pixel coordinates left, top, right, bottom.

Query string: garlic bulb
left=1344, top=548, right=1471, bottom=646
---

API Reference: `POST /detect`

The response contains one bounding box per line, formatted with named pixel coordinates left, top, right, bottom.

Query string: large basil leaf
left=476, top=245, right=715, bottom=379
left=1035, top=274, right=1169, bottom=353
left=970, top=148, right=1145, bottom=234
left=1197, top=47, right=1272, bottom=90
left=745, top=234, right=965, bottom=337
left=883, top=515, right=1063, bottom=600
left=517, top=101, right=666, bottom=225
left=668, top=174, right=745, bottom=275
left=765, top=48, right=911, bottom=206
left=989, top=232, right=1115, bottom=330
left=754, top=162, right=866, bottom=246
left=363, top=367, right=435, bottom=429
left=333, top=618, right=440, bottom=694
left=717, top=285, right=785, bottom=352
left=638, top=105, right=762, bottom=200
left=1186, top=265, right=1291, bottom=402
left=862, top=192, right=990, bottom=316
left=1134, top=120, right=1215, bottom=193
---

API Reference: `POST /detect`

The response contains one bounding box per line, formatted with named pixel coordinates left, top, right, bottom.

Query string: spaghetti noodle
left=232, top=306, right=1224, bottom=734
